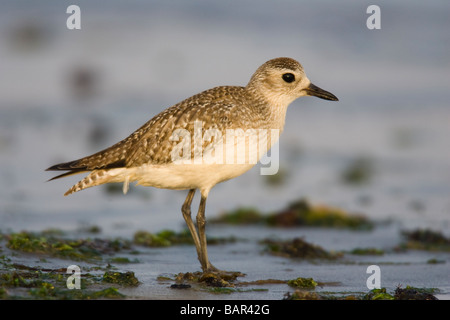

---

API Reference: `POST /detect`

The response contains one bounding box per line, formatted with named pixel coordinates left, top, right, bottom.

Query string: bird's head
left=246, top=57, right=338, bottom=107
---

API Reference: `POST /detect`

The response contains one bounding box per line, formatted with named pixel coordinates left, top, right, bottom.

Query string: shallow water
left=0, top=0, right=449, bottom=299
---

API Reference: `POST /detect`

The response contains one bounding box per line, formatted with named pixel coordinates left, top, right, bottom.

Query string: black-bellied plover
left=47, top=57, right=338, bottom=273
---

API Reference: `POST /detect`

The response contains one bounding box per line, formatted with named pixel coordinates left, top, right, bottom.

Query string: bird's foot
left=200, top=265, right=245, bottom=287
left=199, top=271, right=243, bottom=287
left=175, top=269, right=244, bottom=288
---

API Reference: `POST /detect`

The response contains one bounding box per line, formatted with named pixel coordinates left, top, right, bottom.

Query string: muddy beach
left=1, top=200, right=449, bottom=300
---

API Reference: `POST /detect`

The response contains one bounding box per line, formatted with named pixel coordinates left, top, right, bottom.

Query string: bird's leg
left=196, top=195, right=218, bottom=272
left=181, top=189, right=203, bottom=266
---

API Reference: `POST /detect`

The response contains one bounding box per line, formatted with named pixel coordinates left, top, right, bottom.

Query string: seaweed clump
left=210, top=208, right=264, bottom=225
left=6, top=231, right=131, bottom=261
left=0, top=266, right=126, bottom=299
left=284, top=291, right=323, bottom=300
left=350, top=247, right=384, bottom=255
left=285, top=286, right=439, bottom=300
left=363, top=286, right=438, bottom=300
left=262, top=237, right=342, bottom=260
left=133, top=229, right=192, bottom=247
left=267, top=199, right=373, bottom=230
left=394, top=285, right=438, bottom=300
left=287, top=277, right=317, bottom=289
left=400, top=229, right=450, bottom=251
left=212, top=199, right=373, bottom=230
left=173, top=271, right=244, bottom=288
left=102, top=271, right=140, bottom=287
left=363, top=288, right=395, bottom=300
left=133, top=229, right=236, bottom=247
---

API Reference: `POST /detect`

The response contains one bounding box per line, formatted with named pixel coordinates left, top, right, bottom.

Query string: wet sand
left=1, top=221, right=449, bottom=300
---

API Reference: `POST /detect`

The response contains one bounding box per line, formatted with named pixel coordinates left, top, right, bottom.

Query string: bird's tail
left=64, top=170, right=109, bottom=196
left=46, top=155, right=129, bottom=196
left=63, top=168, right=131, bottom=196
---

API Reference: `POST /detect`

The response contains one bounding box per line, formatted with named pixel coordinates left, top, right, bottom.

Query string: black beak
left=305, top=83, right=338, bottom=101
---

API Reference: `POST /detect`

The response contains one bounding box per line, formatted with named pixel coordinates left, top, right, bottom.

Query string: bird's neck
left=245, top=88, right=291, bottom=132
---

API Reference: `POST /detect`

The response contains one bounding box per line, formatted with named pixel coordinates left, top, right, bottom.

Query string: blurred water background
left=0, top=0, right=449, bottom=238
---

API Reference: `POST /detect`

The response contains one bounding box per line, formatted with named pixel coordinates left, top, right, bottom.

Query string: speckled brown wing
left=123, top=86, right=256, bottom=167
left=46, top=86, right=254, bottom=178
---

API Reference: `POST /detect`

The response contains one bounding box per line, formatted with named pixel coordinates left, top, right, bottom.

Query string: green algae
left=284, top=291, right=324, bottom=300
left=350, top=247, right=384, bottom=255
left=363, top=286, right=439, bottom=300
left=267, top=199, right=373, bottom=229
left=363, top=288, right=395, bottom=300
left=287, top=277, right=318, bottom=289
left=6, top=231, right=132, bottom=261
left=400, top=229, right=450, bottom=252
left=89, top=287, right=125, bottom=299
left=0, top=288, right=6, bottom=299
left=212, top=199, right=373, bottom=230
left=26, top=285, right=125, bottom=299
left=0, top=267, right=126, bottom=300
left=393, top=285, right=439, bottom=300
left=133, top=229, right=192, bottom=247
left=207, top=287, right=239, bottom=294
left=210, top=208, right=264, bottom=225
left=102, top=271, right=140, bottom=286
left=262, top=237, right=342, bottom=260
left=426, top=258, right=445, bottom=264
left=108, top=257, right=139, bottom=264
left=78, top=225, right=102, bottom=234
left=285, top=286, right=439, bottom=300
left=207, top=287, right=267, bottom=294
left=173, top=271, right=244, bottom=288
left=133, top=229, right=236, bottom=247
left=1, top=271, right=48, bottom=288
left=0, top=231, right=136, bottom=299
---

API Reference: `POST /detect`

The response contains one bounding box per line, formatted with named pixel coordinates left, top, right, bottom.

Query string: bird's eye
left=282, top=73, right=295, bottom=83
